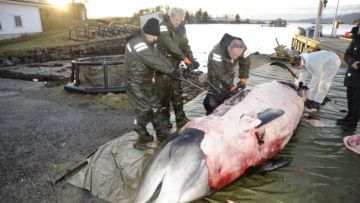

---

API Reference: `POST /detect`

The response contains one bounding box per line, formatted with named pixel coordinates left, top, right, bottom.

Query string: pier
left=291, top=34, right=351, bottom=58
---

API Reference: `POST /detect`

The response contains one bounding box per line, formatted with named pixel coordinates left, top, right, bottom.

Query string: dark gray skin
left=134, top=128, right=210, bottom=203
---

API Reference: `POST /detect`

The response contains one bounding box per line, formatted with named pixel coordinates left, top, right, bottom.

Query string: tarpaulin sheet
left=68, top=63, right=359, bottom=203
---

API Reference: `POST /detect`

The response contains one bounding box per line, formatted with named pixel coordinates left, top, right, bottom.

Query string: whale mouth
left=135, top=128, right=209, bottom=203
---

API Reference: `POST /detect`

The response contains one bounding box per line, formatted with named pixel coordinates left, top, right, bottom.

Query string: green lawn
left=0, top=15, right=135, bottom=55
left=0, top=16, right=113, bottom=54
left=0, top=29, right=83, bottom=54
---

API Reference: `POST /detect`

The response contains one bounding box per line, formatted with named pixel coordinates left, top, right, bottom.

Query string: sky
left=56, top=0, right=360, bottom=20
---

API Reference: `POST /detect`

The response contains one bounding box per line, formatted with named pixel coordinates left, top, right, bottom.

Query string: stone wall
left=0, top=36, right=129, bottom=65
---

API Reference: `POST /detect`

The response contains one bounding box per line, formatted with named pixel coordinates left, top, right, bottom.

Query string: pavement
left=0, top=78, right=134, bottom=202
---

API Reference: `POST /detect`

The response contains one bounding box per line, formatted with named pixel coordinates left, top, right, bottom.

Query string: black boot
left=340, top=115, right=359, bottom=130
left=156, top=130, right=173, bottom=143
left=176, top=116, right=190, bottom=129
left=133, top=132, right=154, bottom=149
left=336, top=115, right=351, bottom=125
left=306, top=100, right=320, bottom=110
left=136, top=131, right=154, bottom=144
left=341, top=121, right=358, bottom=131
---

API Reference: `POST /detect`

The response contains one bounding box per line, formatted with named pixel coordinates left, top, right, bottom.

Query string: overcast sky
left=84, top=0, right=360, bottom=20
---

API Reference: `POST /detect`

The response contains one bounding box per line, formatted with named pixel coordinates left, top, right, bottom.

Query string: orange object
left=239, top=78, right=248, bottom=84
left=183, top=57, right=191, bottom=64
left=230, top=86, right=237, bottom=92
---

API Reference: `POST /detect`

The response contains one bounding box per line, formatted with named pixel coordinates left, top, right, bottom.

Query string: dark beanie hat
left=143, top=18, right=160, bottom=36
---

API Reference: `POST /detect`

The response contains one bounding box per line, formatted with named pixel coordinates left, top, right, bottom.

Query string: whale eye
left=216, top=168, right=222, bottom=173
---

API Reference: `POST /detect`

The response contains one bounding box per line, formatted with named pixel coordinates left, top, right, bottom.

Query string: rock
left=3, top=59, right=13, bottom=66
left=1, top=37, right=128, bottom=64
left=10, top=57, right=20, bottom=64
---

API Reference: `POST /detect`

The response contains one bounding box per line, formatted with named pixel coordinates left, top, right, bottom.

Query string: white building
left=0, top=0, right=48, bottom=40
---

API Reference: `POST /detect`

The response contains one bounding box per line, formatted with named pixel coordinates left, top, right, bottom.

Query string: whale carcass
left=134, top=81, right=305, bottom=203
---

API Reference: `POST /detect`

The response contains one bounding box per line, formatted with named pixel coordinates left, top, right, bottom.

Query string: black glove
left=298, top=81, right=303, bottom=88
left=185, top=57, right=200, bottom=71
left=298, top=81, right=308, bottom=90
left=169, top=69, right=181, bottom=80
left=236, top=81, right=246, bottom=90
left=190, top=60, right=200, bottom=70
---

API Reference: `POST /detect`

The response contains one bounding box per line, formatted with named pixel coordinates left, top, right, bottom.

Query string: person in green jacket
left=155, top=7, right=200, bottom=130
left=124, top=18, right=180, bottom=145
left=203, top=33, right=251, bottom=114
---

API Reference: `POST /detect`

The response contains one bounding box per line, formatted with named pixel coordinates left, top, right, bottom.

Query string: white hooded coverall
left=298, top=50, right=341, bottom=103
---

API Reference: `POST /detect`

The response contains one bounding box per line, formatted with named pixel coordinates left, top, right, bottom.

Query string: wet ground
left=0, top=78, right=133, bottom=202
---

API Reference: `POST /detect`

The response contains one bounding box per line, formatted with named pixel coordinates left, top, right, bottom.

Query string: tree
left=155, top=5, right=169, bottom=14
left=195, top=9, right=203, bottom=23
left=185, top=11, right=192, bottom=23
left=202, top=11, right=209, bottom=22
left=235, top=14, right=240, bottom=23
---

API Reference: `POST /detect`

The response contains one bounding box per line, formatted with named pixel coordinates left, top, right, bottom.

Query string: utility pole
left=314, top=0, right=327, bottom=40
left=331, top=0, right=340, bottom=37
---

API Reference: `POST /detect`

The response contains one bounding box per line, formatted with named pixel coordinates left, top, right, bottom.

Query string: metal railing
left=68, top=23, right=138, bottom=41
left=64, top=55, right=126, bottom=94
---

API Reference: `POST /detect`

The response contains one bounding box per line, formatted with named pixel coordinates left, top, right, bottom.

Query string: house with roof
left=0, top=0, right=48, bottom=40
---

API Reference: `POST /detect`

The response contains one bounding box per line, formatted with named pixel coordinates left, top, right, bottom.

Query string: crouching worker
left=290, top=50, right=341, bottom=110
left=124, top=18, right=180, bottom=146
left=203, top=33, right=250, bottom=115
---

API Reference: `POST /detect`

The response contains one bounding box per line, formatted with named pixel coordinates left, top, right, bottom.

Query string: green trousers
left=126, top=82, right=165, bottom=136
left=155, top=72, right=187, bottom=129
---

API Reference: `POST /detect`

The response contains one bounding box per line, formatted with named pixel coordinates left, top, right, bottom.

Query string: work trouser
left=126, top=83, right=165, bottom=137
left=346, top=86, right=360, bottom=123
left=155, top=72, right=187, bottom=129
left=308, top=57, right=341, bottom=103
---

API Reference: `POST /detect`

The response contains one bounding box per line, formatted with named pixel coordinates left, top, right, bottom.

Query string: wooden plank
left=47, top=148, right=98, bottom=187
left=291, top=34, right=351, bottom=59
left=317, top=37, right=351, bottom=58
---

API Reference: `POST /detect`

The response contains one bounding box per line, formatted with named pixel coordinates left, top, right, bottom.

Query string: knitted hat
left=143, top=18, right=160, bottom=36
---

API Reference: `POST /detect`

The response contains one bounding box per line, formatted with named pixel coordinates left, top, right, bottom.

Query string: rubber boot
left=156, top=130, right=173, bottom=143
left=336, top=115, right=351, bottom=125
left=306, top=100, right=320, bottom=110
left=341, top=118, right=359, bottom=131
left=176, top=114, right=190, bottom=129
left=134, top=132, right=154, bottom=149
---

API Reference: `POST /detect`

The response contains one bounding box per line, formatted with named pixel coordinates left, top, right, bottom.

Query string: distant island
left=288, top=13, right=359, bottom=24
left=100, top=7, right=359, bottom=26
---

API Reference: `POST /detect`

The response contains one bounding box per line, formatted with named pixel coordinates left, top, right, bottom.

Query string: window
left=14, top=16, right=23, bottom=27
left=0, top=22, right=2, bottom=30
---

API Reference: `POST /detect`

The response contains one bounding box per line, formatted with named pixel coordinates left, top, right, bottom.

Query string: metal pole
left=314, top=0, right=323, bottom=40
left=103, top=62, right=109, bottom=88
left=331, top=0, right=340, bottom=37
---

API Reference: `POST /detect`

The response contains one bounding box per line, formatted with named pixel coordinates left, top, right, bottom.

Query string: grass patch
left=0, top=16, right=106, bottom=54
left=0, top=29, right=81, bottom=53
